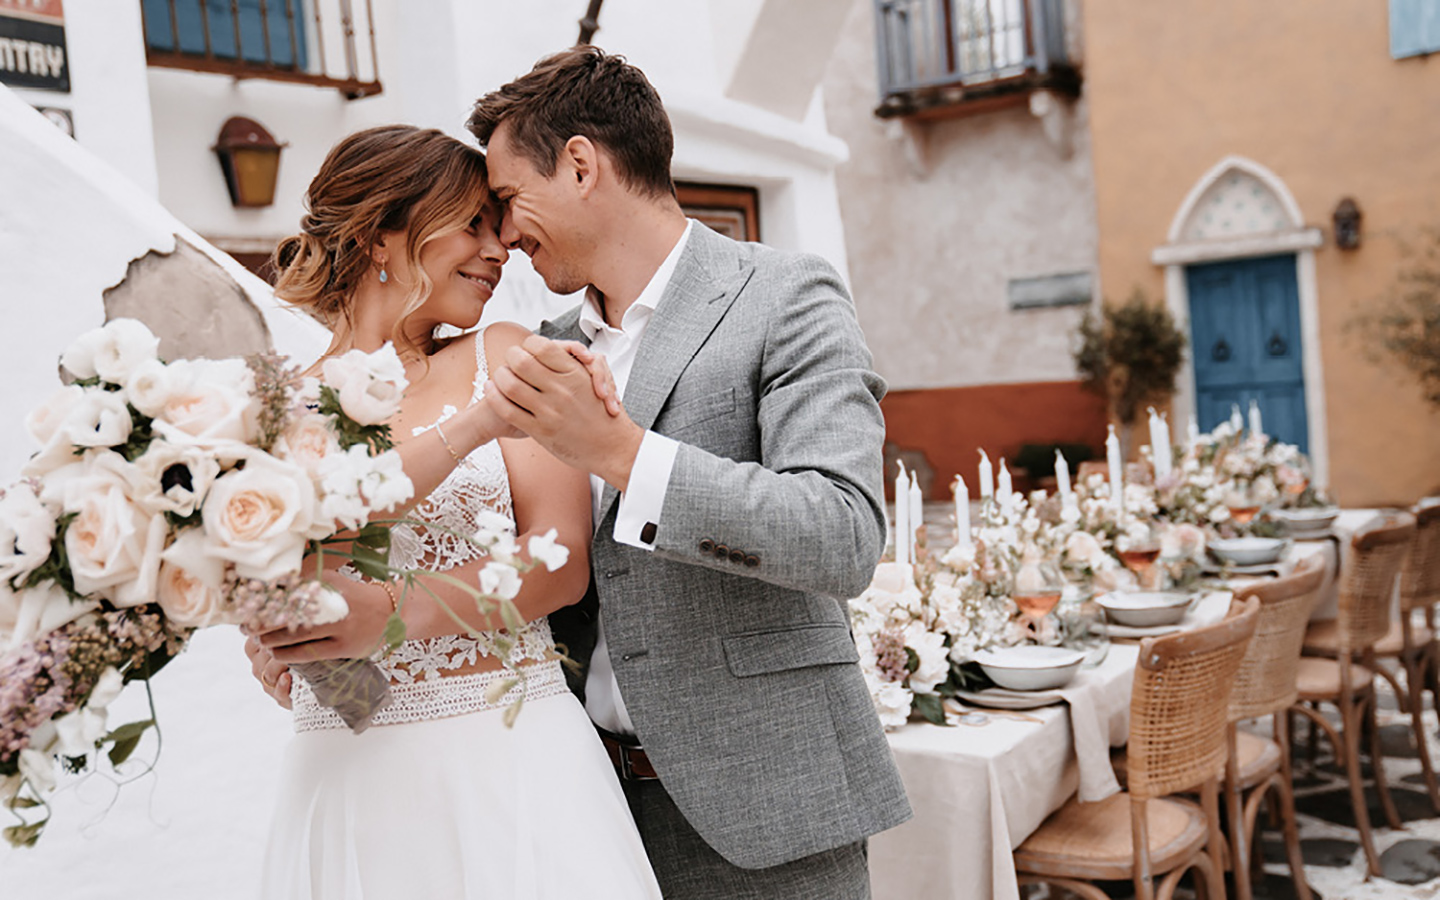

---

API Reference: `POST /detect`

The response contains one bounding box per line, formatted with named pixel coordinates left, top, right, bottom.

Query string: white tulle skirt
left=260, top=684, right=661, bottom=899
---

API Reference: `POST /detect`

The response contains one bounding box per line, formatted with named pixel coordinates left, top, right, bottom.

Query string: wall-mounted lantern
left=1332, top=197, right=1362, bottom=250
left=213, top=117, right=285, bottom=208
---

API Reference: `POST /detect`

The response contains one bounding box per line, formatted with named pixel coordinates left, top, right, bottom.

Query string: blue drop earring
left=378, top=267, right=389, bottom=284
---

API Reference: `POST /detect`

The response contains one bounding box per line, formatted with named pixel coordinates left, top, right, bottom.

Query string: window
left=141, top=0, right=381, bottom=99
left=143, top=0, right=305, bottom=68
left=872, top=0, right=1077, bottom=118
left=1390, top=0, right=1440, bottom=59
left=676, top=183, right=761, bottom=243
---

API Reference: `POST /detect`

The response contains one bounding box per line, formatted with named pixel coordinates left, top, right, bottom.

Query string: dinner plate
left=955, top=687, right=1065, bottom=710
left=1201, top=561, right=1286, bottom=576
left=1093, top=621, right=1182, bottom=639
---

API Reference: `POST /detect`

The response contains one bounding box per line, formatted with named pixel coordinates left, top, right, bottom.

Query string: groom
left=471, top=47, right=910, bottom=898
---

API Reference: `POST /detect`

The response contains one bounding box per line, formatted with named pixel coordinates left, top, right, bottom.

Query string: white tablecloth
left=871, top=643, right=1138, bottom=900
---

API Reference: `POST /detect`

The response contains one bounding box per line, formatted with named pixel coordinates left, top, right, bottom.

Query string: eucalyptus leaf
left=913, top=692, right=947, bottom=726
left=502, top=696, right=524, bottom=729
left=354, top=523, right=392, bottom=552
left=6, top=796, right=39, bottom=810
left=350, top=543, right=390, bottom=582
left=499, top=600, right=525, bottom=636
left=4, top=822, right=42, bottom=848
left=382, top=612, right=407, bottom=650
left=104, top=719, right=154, bottom=744
left=108, top=733, right=143, bottom=767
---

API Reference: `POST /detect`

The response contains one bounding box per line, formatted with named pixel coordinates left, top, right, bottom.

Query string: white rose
left=273, top=413, right=341, bottom=479
left=321, top=345, right=408, bottom=426
left=60, top=318, right=160, bottom=386
left=156, top=529, right=229, bottom=628
left=150, top=358, right=259, bottom=449
left=527, top=528, right=569, bottom=572
left=0, top=483, right=56, bottom=584
left=0, top=580, right=98, bottom=653
left=124, top=358, right=173, bottom=417
left=479, top=560, right=522, bottom=600
left=63, top=456, right=167, bottom=605
left=903, top=624, right=951, bottom=694
left=871, top=678, right=914, bottom=730
left=25, top=384, right=85, bottom=447
left=1064, top=530, right=1107, bottom=570
left=201, top=452, right=317, bottom=581
left=129, top=440, right=221, bottom=517
left=63, top=389, right=134, bottom=449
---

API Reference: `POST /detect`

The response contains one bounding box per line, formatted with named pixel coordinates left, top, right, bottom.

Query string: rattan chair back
left=1401, top=501, right=1440, bottom=612
left=1337, top=513, right=1417, bottom=653
left=1229, top=554, right=1326, bottom=721
left=1127, top=595, right=1260, bottom=801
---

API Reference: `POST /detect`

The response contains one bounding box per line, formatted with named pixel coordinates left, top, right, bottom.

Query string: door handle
left=1267, top=332, right=1288, bottom=357
left=1211, top=338, right=1231, bottom=362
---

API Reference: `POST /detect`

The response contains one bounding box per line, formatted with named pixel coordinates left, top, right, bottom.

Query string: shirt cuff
left=613, top=431, right=679, bottom=551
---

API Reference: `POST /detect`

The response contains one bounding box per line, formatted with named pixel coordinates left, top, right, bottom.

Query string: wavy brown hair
left=272, top=125, right=490, bottom=360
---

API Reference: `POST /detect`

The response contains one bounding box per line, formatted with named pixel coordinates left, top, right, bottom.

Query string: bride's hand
left=244, top=634, right=293, bottom=709
left=553, top=341, right=622, bottom=417
left=254, top=577, right=394, bottom=664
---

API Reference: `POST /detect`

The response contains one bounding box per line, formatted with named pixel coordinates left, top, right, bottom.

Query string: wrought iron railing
left=141, top=0, right=381, bottom=99
left=873, top=0, right=1072, bottom=115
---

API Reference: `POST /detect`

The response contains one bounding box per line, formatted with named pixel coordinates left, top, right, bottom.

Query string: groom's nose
left=499, top=211, right=522, bottom=250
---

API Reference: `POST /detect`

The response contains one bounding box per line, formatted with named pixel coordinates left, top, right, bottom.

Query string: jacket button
left=714, top=544, right=730, bottom=559
left=744, top=554, right=760, bottom=568
left=728, top=549, right=745, bottom=564
left=699, top=539, right=715, bottom=553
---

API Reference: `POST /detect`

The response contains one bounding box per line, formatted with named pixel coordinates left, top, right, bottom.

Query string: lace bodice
left=293, top=329, right=564, bottom=731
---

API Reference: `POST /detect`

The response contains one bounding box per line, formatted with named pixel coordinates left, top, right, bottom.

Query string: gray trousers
left=621, top=777, right=871, bottom=900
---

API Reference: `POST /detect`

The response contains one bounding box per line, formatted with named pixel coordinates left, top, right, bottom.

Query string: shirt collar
left=578, top=220, right=694, bottom=340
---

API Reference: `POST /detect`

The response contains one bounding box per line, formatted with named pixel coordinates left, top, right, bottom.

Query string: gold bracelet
left=433, top=421, right=463, bottom=463
left=380, top=580, right=400, bottom=614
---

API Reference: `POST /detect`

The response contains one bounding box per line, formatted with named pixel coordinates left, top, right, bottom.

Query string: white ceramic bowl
left=1271, top=507, right=1340, bottom=535
left=973, top=645, right=1086, bottom=691
left=1095, top=591, right=1195, bottom=628
left=1208, top=536, right=1287, bottom=566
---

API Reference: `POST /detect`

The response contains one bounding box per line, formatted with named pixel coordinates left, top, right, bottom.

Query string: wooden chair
left=1302, top=502, right=1440, bottom=813
left=1294, top=512, right=1417, bottom=876
left=1223, top=553, right=1327, bottom=900
left=1013, top=595, right=1260, bottom=900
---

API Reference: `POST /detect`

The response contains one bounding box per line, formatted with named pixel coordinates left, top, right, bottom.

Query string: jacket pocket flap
left=660, top=387, right=736, bottom=432
left=722, top=623, right=859, bottom=677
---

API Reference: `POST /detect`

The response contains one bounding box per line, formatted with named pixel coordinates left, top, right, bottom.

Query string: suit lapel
left=597, top=224, right=754, bottom=521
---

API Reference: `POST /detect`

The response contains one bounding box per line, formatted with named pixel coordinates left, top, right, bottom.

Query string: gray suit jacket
left=541, top=222, right=911, bottom=870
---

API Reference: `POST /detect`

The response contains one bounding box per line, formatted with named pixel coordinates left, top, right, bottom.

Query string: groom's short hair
left=467, top=46, right=675, bottom=200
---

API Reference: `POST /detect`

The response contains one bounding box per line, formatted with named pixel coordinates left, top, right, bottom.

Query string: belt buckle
left=618, top=744, right=642, bottom=781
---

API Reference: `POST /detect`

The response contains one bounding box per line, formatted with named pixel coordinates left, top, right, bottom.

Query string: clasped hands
left=245, top=337, right=632, bottom=709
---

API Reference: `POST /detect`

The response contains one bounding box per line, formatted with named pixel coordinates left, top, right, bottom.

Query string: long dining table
left=868, top=509, right=1378, bottom=900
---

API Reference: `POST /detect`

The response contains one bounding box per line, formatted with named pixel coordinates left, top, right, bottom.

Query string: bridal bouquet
left=0, top=318, right=554, bottom=847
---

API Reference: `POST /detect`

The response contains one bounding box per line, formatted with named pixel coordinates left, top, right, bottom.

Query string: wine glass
left=1013, top=546, right=1065, bottom=643
left=1056, top=584, right=1109, bottom=667
left=1115, top=522, right=1163, bottom=590
left=1224, top=483, right=1261, bottom=527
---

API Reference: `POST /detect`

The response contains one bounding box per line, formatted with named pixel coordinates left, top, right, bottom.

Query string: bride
left=246, top=124, right=661, bottom=899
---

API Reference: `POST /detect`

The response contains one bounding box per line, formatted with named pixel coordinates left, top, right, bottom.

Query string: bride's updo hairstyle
left=272, top=124, right=490, bottom=359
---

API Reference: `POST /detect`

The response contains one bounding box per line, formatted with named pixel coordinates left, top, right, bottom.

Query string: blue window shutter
left=1391, top=0, right=1440, bottom=59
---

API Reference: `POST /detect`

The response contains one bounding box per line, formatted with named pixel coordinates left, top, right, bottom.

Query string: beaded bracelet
left=380, top=580, right=400, bottom=614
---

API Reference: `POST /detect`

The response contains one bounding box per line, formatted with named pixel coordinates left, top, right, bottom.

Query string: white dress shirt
left=579, top=220, right=692, bottom=736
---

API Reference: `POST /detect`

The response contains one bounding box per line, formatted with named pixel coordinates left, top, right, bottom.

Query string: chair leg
left=1200, top=778, right=1228, bottom=900
left=1367, top=690, right=1405, bottom=831
left=1274, top=713, right=1315, bottom=900
left=1341, top=693, right=1385, bottom=876
left=1223, top=726, right=1254, bottom=900
left=1406, top=653, right=1440, bottom=813
left=1376, top=663, right=1407, bottom=712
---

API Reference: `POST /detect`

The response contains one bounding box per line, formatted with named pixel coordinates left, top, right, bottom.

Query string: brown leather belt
left=599, top=731, right=659, bottom=781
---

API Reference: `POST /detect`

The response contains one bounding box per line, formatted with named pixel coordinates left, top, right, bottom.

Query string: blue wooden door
left=1187, top=255, right=1308, bottom=451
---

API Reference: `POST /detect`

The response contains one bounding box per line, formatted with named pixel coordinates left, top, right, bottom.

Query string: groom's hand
left=487, top=334, right=644, bottom=490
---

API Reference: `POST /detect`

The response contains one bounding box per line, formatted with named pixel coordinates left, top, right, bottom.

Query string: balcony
left=873, top=0, right=1078, bottom=119
left=141, top=0, right=381, bottom=99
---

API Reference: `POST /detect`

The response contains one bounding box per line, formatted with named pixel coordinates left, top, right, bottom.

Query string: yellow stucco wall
left=1082, top=1, right=1440, bottom=506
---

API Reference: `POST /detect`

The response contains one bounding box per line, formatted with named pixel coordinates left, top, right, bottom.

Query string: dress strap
left=471, top=326, right=490, bottom=403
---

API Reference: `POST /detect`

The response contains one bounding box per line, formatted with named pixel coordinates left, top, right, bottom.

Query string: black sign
left=0, top=13, right=69, bottom=92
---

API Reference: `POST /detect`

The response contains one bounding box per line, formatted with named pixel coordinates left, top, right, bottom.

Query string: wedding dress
left=261, top=329, right=661, bottom=899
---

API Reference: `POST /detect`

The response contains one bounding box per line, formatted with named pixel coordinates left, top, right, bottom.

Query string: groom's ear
left=563, top=135, right=599, bottom=198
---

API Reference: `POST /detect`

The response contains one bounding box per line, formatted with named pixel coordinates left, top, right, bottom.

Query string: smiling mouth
left=459, top=272, right=497, bottom=291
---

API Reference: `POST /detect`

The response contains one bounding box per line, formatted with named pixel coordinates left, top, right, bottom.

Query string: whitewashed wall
left=0, top=2, right=858, bottom=897
left=821, top=0, right=1098, bottom=390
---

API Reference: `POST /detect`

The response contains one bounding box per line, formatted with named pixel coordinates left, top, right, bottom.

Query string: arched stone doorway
left=1151, top=156, right=1329, bottom=486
